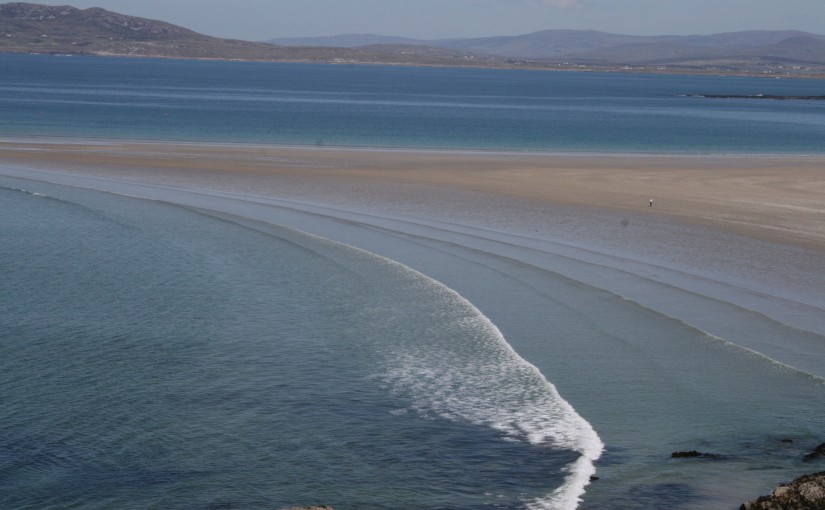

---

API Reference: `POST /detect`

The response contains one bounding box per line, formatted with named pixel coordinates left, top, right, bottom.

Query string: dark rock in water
left=804, top=443, right=825, bottom=461
left=740, top=471, right=825, bottom=510
left=693, top=94, right=825, bottom=100
left=671, top=450, right=722, bottom=459
left=672, top=450, right=702, bottom=458
left=281, top=506, right=333, bottom=510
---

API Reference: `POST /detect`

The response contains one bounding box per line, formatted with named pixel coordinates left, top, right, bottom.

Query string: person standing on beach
left=649, top=198, right=654, bottom=207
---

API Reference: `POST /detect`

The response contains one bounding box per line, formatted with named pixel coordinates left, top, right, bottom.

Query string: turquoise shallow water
left=1, top=183, right=600, bottom=509
left=2, top=167, right=823, bottom=509
left=1, top=55, right=824, bottom=509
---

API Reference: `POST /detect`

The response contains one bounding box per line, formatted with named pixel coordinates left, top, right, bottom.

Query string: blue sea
left=1, top=54, right=824, bottom=510
left=2, top=54, right=825, bottom=153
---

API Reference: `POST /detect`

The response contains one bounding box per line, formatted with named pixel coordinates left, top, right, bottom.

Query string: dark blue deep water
left=2, top=54, right=825, bottom=153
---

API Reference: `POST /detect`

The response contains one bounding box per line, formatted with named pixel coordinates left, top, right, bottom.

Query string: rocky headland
left=740, top=443, right=825, bottom=509
left=741, top=472, right=825, bottom=510
left=804, top=444, right=825, bottom=462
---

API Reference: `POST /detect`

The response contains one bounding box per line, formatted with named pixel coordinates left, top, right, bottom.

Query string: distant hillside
left=435, top=30, right=652, bottom=59
left=3, top=3, right=825, bottom=76
left=267, top=29, right=825, bottom=75
left=263, top=34, right=424, bottom=48
left=552, top=33, right=825, bottom=69
left=266, top=30, right=648, bottom=57
left=1, top=2, right=280, bottom=58
left=267, top=29, right=825, bottom=59
left=0, top=2, right=489, bottom=65
left=436, top=29, right=825, bottom=58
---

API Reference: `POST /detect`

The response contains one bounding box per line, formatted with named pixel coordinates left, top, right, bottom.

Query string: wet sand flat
left=2, top=139, right=824, bottom=250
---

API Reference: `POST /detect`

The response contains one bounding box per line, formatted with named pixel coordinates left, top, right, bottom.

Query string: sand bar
left=3, top=141, right=825, bottom=510
left=2, top=138, right=825, bottom=251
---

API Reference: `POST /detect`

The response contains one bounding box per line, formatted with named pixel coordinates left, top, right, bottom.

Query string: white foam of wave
left=176, top=203, right=608, bottom=508
left=6, top=186, right=48, bottom=197
left=152, top=202, right=605, bottom=508
left=220, top=212, right=606, bottom=508
left=350, top=259, right=604, bottom=509
left=1, top=170, right=604, bottom=508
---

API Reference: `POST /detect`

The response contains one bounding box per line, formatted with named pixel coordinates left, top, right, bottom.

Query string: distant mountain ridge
left=0, top=2, right=487, bottom=65
left=2, top=2, right=825, bottom=76
left=0, top=2, right=200, bottom=44
left=270, top=34, right=425, bottom=48
left=266, top=29, right=825, bottom=65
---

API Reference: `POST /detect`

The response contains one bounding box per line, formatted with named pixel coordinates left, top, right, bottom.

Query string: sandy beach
left=2, top=139, right=824, bottom=252
left=5, top=47, right=825, bottom=509
left=3, top=139, right=825, bottom=509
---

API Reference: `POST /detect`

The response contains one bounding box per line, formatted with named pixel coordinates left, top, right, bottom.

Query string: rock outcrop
left=804, top=443, right=825, bottom=461
left=740, top=472, right=825, bottom=510
left=670, top=450, right=722, bottom=459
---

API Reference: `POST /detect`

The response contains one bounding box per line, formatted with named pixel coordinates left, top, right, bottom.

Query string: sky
left=62, top=0, right=825, bottom=41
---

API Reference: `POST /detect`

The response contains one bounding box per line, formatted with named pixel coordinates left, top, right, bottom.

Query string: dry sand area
left=2, top=139, right=824, bottom=251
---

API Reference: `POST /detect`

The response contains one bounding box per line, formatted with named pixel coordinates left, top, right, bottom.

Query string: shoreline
left=3, top=137, right=825, bottom=509
left=7, top=133, right=825, bottom=158
left=2, top=137, right=824, bottom=252
left=6, top=51, right=825, bottom=80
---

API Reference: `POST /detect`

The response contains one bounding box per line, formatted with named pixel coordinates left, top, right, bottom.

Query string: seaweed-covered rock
left=804, top=443, right=825, bottom=461
left=671, top=450, right=722, bottom=459
left=740, top=472, right=825, bottom=510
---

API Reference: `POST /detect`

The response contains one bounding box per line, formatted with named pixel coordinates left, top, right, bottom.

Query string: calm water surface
left=1, top=55, right=824, bottom=509
left=2, top=54, right=825, bottom=153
